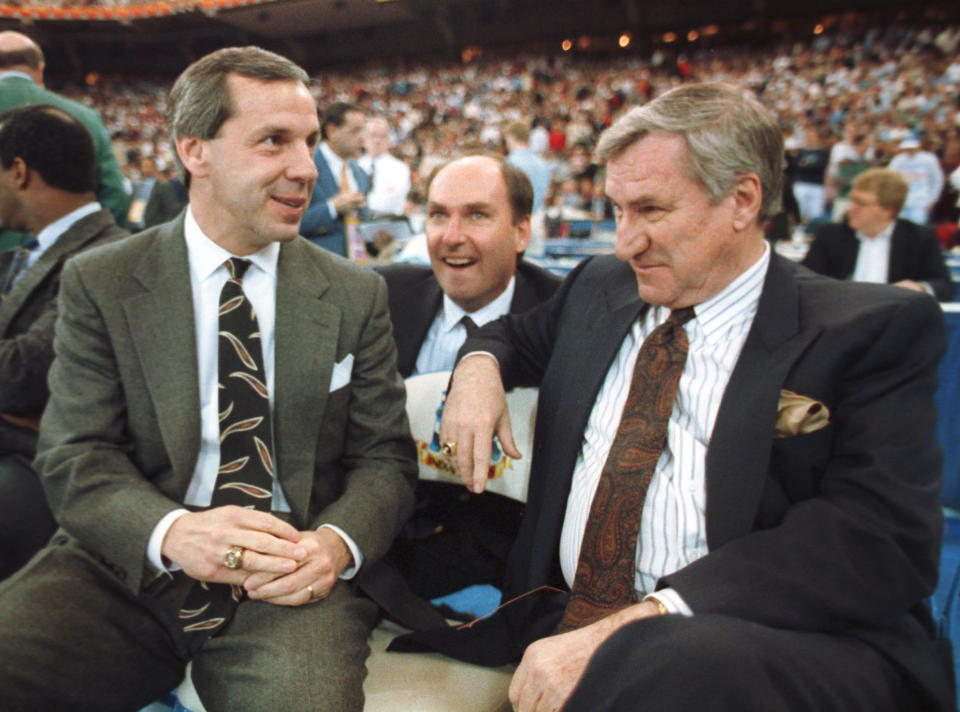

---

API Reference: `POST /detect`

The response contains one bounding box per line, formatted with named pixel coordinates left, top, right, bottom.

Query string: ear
left=513, top=214, right=532, bottom=253
left=730, top=173, right=763, bottom=232
left=175, top=136, right=209, bottom=182
left=10, top=157, right=29, bottom=190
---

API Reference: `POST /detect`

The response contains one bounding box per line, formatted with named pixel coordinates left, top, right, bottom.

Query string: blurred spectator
left=358, top=115, right=411, bottom=217
left=889, top=135, right=946, bottom=225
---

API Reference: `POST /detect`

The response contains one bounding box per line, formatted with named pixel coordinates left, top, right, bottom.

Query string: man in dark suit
left=802, top=167, right=954, bottom=301
left=377, top=155, right=560, bottom=601
left=0, top=47, right=416, bottom=712
left=301, top=101, right=370, bottom=257
left=0, top=31, right=129, bottom=252
left=399, top=84, right=954, bottom=711
left=0, top=104, right=128, bottom=580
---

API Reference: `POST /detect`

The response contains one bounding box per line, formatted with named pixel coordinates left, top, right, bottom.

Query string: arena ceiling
left=1, top=0, right=953, bottom=78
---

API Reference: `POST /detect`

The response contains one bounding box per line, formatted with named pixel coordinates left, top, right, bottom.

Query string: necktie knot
left=668, top=306, right=695, bottom=327
left=460, top=315, right=479, bottom=336
left=225, top=258, right=251, bottom=283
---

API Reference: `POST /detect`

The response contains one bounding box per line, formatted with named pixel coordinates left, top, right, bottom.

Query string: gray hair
left=596, top=83, right=784, bottom=223
left=166, top=46, right=310, bottom=187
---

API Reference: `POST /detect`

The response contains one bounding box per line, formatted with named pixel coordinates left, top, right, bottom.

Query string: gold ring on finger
left=223, top=545, right=244, bottom=570
left=440, top=441, right=457, bottom=457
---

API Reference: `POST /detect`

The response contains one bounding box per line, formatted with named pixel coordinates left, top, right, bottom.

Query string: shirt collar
left=320, top=142, right=345, bottom=178
left=440, top=275, right=516, bottom=332
left=183, top=205, right=279, bottom=283
left=0, top=71, right=34, bottom=83
left=35, top=202, right=101, bottom=253
left=855, top=220, right=895, bottom=244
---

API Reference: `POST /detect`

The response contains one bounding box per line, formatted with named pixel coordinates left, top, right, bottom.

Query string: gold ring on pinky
left=223, top=545, right=244, bottom=570
left=307, top=585, right=316, bottom=600
left=440, top=441, right=457, bottom=457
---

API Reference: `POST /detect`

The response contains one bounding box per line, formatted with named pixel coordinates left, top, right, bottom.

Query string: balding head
left=0, top=32, right=44, bottom=84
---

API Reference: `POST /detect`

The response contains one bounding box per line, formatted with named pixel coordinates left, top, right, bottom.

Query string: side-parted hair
left=852, top=168, right=909, bottom=215
left=166, top=46, right=310, bottom=188
left=596, top=83, right=784, bottom=224
left=0, top=104, right=96, bottom=194
left=321, top=101, right=364, bottom=141
left=425, top=154, right=534, bottom=225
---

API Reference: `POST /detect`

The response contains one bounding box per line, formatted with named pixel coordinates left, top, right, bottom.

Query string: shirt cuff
left=327, top=199, right=338, bottom=219
left=459, top=351, right=500, bottom=367
left=147, top=508, right=190, bottom=572
left=319, top=523, right=363, bottom=580
left=645, top=588, right=693, bottom=617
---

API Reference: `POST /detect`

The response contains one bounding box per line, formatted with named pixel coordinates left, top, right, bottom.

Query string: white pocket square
left=329, top=354, right=354, bottom=392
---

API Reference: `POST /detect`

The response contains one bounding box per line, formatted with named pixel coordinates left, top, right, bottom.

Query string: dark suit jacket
left=395, top=253, right=953, bottom=710
left=0, top=209, right=127, bottom=457
left=301, top=146, right=371, bottom=257
left=0, top=74, right=130, bottom=251
left=35, top=217, right=417, bottom=606
left=802, top=218, right=954, bottom=301
left=376, top=259, right=562, bottom=378
left=372, top=259, right=560, bottom=601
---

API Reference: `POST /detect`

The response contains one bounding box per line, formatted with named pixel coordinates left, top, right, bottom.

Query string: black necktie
left=179, top=258, right=275, bottom=650
left=557, top=307, right=695, bottom=633
left=460, top=315, right=479, bottom=336
left=1, top=237, right=39, bottom=295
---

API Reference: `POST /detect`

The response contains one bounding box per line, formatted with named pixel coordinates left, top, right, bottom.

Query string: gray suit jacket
left=35, top=216, right=417, bottom=597
left=0, top=208, right=127, bottom=456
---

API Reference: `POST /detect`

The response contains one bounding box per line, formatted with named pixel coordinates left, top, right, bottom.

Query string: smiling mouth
left=273, top=196, right=305, bottom=209
left=443, top=257, right=477, bottom=267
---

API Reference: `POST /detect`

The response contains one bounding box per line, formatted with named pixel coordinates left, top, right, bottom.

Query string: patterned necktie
left=1, top=237, right=39, bottom=295
left=556, top=306, right=695, bottom=633
left=340, top=161, right=350, bottom=191
left=179, top=258, right=275, bottom=650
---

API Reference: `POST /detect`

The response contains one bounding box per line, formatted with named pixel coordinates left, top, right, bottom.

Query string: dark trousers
left=562, top=613, right=935, bottom=712
left=0, top=543, right=378, bottom=712
left=0, top=453, right=56, bottom=580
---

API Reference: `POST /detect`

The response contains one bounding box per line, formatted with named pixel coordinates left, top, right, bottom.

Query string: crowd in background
left=48, top=19, right=960, bottom=237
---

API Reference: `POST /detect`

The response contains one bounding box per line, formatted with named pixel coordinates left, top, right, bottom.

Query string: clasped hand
left=162, top=505, right=352, bottom=606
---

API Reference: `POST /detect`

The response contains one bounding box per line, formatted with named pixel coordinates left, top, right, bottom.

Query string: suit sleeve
left=914, top=228, right=954, bottom=301
left=0, top=301, right=56, bottom=414
left=34, top=259, right=180, bottom=594
left=661, top=292, right=945, bottom=633
left=800, top=230, right=831, bottom=277
left=311, top=274, right=418, bottom=565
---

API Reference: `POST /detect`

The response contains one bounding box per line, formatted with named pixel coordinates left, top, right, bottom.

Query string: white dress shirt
left=414, top=277, right=516, bottom=376
left=559, top=243, right=770, bottom=615
left=320, top=142, right=358, bottom=220
left=21, top=202, right=102, bottom=275
left=358, top=152, right=411, bottom=217
left=851, top=221, right=893, bottom=285
left=147, top=207, right=361, bottom=575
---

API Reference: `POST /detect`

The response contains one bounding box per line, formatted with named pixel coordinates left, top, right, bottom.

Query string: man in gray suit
left=0, top=47, right=416, bottom=712
left=0, top=104, right=128, bottom=580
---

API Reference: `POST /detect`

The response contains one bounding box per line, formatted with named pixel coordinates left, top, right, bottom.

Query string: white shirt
left=320, top=142, right=358, bottom=220
left=23, top=202, right=102, bottom=274
left=414, top=277, right=516, bottom=376
left=358, top=152, right=411, bottom=217
left=559, top=243, right=770, bottom=615
left=147, top=207, right=361, bottom=575
left=852, top=221, right=894, bottom=285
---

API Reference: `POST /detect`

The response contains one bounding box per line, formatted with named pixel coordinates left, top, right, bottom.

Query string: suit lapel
left=121, top=218, right=201, bottom=486
left=399, top=274, right=441, bottom=376
left=273, top=239, right=338, bottom=526
left=315, top=150, right=338, bottom=198
left=838, top=226, right=860, bottom=280
left=704, top=255, right=823, bottom=548
left=887, top=220, right=909, bottom=284
left=0, top=210, right=111, bottom=332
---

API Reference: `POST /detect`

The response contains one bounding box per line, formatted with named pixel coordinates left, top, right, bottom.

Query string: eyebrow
left=426, top=201, right=494, bottom=213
